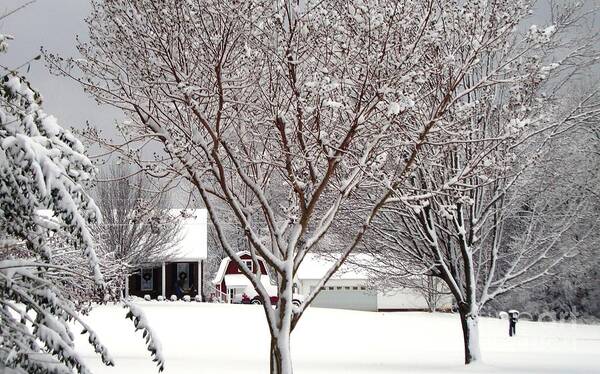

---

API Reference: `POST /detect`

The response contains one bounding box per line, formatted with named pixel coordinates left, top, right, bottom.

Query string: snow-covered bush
left=144, top=294, right=152, bottom=301
left=0, top=37, right=110, bottom=373
left=194, top=295, right=202, bottom=302
left=182, top=295, right=191, bottom=302
left=157, top=295, right=165, bottom=301
left=170, top=295, right=177, bottom=301
left=0, top=30, right=164, bottom=372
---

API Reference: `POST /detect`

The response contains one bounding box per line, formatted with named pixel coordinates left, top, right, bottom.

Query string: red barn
left=211, top=251, right=302, bottom=305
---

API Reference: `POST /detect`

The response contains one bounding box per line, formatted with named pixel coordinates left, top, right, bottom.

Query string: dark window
left=141, top=268, right=153, bottom=291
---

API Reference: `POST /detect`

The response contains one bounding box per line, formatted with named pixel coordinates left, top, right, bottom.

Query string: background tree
left=490, top=111, right=600, bottom=322
left=93, top=164, right=182, bottom=293
left=357, top=2, right=600, bottom=363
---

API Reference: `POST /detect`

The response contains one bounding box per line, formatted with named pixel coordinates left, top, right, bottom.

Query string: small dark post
left=508, top=309, right=519, bottom=337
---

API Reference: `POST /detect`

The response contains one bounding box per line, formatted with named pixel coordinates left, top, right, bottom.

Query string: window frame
left=242, top=259, right=254, bottom=273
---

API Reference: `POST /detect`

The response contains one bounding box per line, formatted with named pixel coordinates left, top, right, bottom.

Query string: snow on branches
left=0, top=30, right=113, bottom=372
left=0, top=32, right=165, bottom=373
left=0, top=72, right=102, bottom=282
left=124, top=301, right=165, bottom=372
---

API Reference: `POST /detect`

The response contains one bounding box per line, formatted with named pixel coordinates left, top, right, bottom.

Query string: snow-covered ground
left=75, top=302, right=600, bottom=374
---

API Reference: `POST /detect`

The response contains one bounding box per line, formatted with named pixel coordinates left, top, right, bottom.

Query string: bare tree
left=492, top=116, right=600, bottom=321
left=44, top=0, right=596, bottom=372
left=92, top=164, right=182, bottom=289
left=359, top=6, right=600, bottom=362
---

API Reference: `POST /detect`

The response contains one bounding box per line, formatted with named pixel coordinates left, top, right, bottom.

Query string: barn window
left=242, top=259, right=253, bottom=272
left=336, top=286, right=342, bottom=290
left=141, top=268, right=153, bottom=291
left=328, top=286, right=334, bottom=290
left=360, top=286, right=366, bottom=291
left=352, top=286, right=358, bottom=290
left=344, top=286, right=350, bottom=290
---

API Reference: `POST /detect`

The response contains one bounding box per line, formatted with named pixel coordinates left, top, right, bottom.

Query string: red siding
left=216, top=254, right=269, bottom=298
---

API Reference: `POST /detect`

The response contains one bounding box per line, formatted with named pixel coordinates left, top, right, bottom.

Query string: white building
left=295, top=254, right=453, bottom=312
left=126, top=209, right=207, bottom=300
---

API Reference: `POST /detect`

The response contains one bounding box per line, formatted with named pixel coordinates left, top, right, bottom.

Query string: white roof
left=166, top=209, right=207, bottom=261
left=212, top=252, right=369, bottom=283
left=295, top=253, right=370, bottom=280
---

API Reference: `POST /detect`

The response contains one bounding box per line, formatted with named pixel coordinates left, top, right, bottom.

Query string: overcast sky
left=1, top=0, right=595, bottom=143
left=1, top=0, right=121, bottom=136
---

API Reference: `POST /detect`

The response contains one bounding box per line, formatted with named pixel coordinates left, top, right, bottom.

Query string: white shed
left=295, top=254, right=376, bottom=311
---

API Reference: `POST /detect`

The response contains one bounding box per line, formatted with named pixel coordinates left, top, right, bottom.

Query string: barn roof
left=211, top=250, right=252, bottom=285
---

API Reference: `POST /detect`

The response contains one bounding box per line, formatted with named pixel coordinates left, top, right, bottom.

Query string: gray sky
left=1, top=0, right=595, bottom=142
left=1, top=0, right=120, bottom=136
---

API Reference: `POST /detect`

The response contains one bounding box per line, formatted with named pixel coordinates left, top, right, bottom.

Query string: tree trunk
left=459, top=306, right=482, bottom=364
left=269, top=334, right=293, bottom=374
left=268, top=274, right=295, bottom=374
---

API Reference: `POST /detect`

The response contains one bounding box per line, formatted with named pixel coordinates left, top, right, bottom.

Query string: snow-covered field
left=75, top=302, right=600, bottom=374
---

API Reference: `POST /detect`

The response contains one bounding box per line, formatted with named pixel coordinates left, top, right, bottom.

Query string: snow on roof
left=166, top=209, right=207, bottom=261
left=34, top=209, right=75, bottom=233
left=213, top=252, right=370, bottom=283
left=295, top=253, right=370, bottom=280
left=212, top=257, right=229, bottom=285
